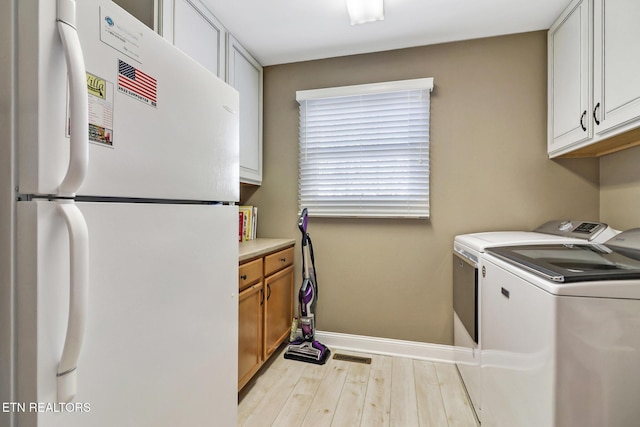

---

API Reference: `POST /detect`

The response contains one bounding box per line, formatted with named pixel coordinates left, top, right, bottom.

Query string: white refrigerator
left=1, top=0, right=239, bottom=426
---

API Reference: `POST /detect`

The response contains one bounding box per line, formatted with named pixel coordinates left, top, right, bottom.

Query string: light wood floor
left=238, top=345, right=478, bottom=427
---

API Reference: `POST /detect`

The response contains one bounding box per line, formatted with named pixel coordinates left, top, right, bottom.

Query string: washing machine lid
left=487, top=240, right=640, bottom=284
left=454, top=220, right=615, bottom=254
left=454, top=231, right=585, bottom=254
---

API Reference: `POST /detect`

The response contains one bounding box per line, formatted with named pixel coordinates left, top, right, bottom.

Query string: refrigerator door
left=17, top=200, right=238, bottom=427
left=18, top=0, right=239, bottom=201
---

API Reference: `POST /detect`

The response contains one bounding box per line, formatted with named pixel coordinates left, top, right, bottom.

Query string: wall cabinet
left=228, top=36, right=264, bottom=185
left=238, top=246, right=294, bottom=390
left=161, top=1, right=264, bottom=183
left=548, top=0, right=640, bottom=158
left=547, top=0, right=591, bottom=153
left=162, top=0, right=226, bottom=79
left=592, top=0, right=640, bottom=136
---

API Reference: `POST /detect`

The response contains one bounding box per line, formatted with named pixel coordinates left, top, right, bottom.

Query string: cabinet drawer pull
left=501, top=287, right=510, bottom=299
left=593, top=102, right=601, bottom=125
left=240, top=274, right=247, bottom=280
left=280, top=257, right=287, bottom=262
left=580, top=110, right=587, bottom=131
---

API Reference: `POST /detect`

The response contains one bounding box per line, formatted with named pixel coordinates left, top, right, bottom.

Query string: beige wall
left=113, top=0, right=155, bottom=29
left=600, top=145, right=640, bottom=230
left=245, top=31, right=600, bottom=345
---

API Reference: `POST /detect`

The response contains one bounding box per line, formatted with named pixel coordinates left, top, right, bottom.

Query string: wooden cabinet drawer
left=264, top=247, right=294, bottom=277
left=239, top=258, right=263, bottom=290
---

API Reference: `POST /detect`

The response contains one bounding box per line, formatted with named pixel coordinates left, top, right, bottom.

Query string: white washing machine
left=481, top=228, right=640, bottom=427
left=452, top=220, right=618, bottom=421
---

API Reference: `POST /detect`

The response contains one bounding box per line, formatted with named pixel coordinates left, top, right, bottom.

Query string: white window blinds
left=297, top=78, right=433, bottom=218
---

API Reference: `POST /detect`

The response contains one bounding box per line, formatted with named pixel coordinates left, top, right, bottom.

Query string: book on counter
left=238, top=206, right=258, bottom=242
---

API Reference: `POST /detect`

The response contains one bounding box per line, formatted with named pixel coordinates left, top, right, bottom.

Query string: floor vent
left=333, top=354, right=372, bottom=364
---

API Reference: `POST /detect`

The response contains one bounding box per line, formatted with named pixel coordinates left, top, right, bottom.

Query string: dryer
left=452, top=220, right=617, bottom=421
left=481, top=228, right=640, bottom=426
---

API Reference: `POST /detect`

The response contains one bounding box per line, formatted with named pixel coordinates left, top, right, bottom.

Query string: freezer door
left=17, top=200, right=238, bottom=427
left=18, top=0, right=238, bottom=201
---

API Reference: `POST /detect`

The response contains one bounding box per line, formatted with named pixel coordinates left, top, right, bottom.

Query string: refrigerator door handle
left=56, top=201, right=90, bottom=402
left=57, top=0, right=89, bottom=197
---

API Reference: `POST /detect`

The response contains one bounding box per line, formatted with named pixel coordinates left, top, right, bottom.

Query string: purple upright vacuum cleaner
left=283, top=208, right=331, bottom=365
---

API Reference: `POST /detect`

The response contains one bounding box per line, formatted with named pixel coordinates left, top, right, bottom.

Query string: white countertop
left=239, top=238, right=296, bottom=263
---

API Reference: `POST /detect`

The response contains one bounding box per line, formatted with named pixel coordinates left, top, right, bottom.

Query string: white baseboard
left=315, top=330, right=456, bottom=364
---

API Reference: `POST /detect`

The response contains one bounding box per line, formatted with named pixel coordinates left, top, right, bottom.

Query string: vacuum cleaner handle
left=298, top=208, right=308, bottom=238
left=307, top=234, right=318, bottom=299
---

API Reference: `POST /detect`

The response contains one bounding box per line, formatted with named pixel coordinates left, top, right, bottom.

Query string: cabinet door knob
left=241, top=274, right=247, bottom=280
left=593, top=102, right=601, bottom=125
left=580, top=110, right=587, bottom=131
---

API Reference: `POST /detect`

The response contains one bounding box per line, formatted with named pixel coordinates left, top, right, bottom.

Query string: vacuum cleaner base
left=284, top=340, right=331, bottom=365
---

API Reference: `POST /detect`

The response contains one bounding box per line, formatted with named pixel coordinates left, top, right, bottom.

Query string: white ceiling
left=198, top=0, right=572, bottom=66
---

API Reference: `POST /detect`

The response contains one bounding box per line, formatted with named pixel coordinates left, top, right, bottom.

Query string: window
left=297, top=78, right=433, bottom=218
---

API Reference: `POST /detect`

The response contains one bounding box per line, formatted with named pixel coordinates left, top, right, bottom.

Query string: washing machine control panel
left=535, top=220, right=610, bottom=241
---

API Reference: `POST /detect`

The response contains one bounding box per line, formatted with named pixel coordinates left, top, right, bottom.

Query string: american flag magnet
left=117, top=59, right=157, bottom=107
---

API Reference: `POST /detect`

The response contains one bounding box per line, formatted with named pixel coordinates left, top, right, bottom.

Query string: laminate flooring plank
left=413, top=359, right=449, bottom=427
left=435, top=362, right=477, bottom=427
left=239, top=350, right=478, bottom=427
left=300, top=358, right=349, bottom=427
left=238, top=361, right=288, bottom=424
left=238, top=346, right=291, bottom=418
left=360, top=354, right=392, bottom=427
left=271, top=361, right=326, bottom=427
left=331, top=353, right=371, bottom=426
left=240, top=359, right=307, bottom=427
left=389, top=356, right=420, bottom=427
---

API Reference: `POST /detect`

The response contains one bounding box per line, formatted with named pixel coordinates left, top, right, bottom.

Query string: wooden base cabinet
left=238, top=245, right=294, bottom=390
left=238, top=283, right=263, bottom=390
left=264, top=265, right=294, bottom=359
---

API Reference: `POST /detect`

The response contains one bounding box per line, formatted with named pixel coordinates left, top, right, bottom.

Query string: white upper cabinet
left=548, top=0, right=592, bottom=154
left=548, top=0, right=640, bottom=157
left=592, top=0, right=640, bottom=136
left=160, top=0, right=264, bottom=185
left=228, top=36, right=263, bottom=186
left=161, top=0, right=226, bottom=79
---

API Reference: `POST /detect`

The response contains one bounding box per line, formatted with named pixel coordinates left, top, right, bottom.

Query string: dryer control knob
left=559, top=220, right=573, bottom=232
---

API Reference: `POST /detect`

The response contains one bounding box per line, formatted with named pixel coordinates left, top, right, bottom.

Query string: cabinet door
left=548, top=0, right=592, bottom=154
left=593, top=0, right=640, bottom=135
left=171, top=0, right=226, bottom=79
left=263, top=265, right=294, bottom=358
left=228, top=36, right=263, bottom=185
left=238, top=283, right=263, bottom=390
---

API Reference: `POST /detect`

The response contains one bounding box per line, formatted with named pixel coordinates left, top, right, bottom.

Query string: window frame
left=296, top=78, right=434, bottom=219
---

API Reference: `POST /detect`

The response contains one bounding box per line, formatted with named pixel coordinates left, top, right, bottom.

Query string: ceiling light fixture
left=345, top=0, right=384, bottom=25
